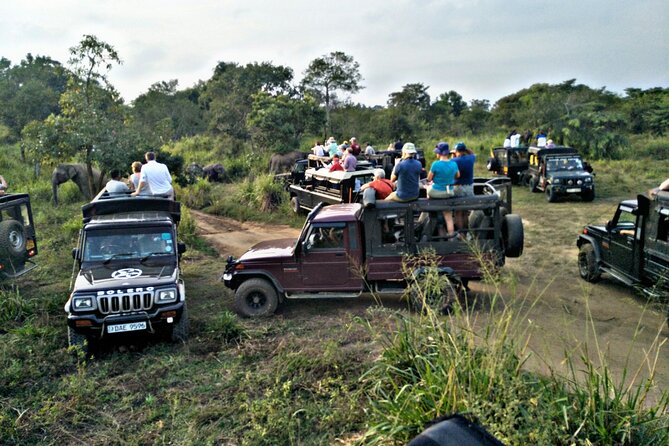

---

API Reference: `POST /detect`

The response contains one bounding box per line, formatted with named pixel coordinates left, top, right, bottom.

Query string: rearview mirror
left=177, top=242, right=187, bottom=254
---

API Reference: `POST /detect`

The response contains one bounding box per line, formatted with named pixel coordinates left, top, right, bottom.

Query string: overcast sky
left=2, top=0, right=668, bottom=106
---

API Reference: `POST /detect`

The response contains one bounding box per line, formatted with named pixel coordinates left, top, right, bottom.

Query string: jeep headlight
left=577, top=180, right=583, bottom=185
left=156, top=288, right=178, bottom=304
left=72, top=296, right=96, bottom=311
left=553, top=178, right=561, bottom=184
left=585, top=177, right=592, bottom=183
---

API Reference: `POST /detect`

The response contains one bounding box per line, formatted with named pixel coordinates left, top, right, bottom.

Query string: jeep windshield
left=546, top=157, right=583, bottom=172
left=82, top=227, right=176, bottom=264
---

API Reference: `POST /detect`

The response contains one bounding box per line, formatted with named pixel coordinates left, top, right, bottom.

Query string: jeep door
left=299, top=222, right=363, bottom=290
left=607, top=204, right=639, bottom=278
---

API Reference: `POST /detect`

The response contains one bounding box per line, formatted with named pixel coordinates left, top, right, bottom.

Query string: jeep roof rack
left=82, top=196, right=180, bottom=224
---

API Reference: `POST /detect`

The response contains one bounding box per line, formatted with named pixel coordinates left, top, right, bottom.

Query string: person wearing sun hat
left=386, top=142, right=422, bottom=202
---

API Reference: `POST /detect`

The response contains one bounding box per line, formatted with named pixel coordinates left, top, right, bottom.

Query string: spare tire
left=486, top=157, right=499, bottom=172
left=469, top=210, right=493, bottom=239
left=502, top=214, right=524, bottom=257
left=0, top=220, right=27, bottom=263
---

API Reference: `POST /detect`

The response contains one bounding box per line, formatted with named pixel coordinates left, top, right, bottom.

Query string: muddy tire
left=502, top=214, right=524, bottom=258
left=234, top=278, right=279, bottom=318
left=409, top=279, right=462, bottom=314
left=546, top=186, right=557, bottom=202
left=0, top=220, right=27, bottom=265
left=578, top=244, right=600, bottom=282
left=171, top=304, right=189, bottom=342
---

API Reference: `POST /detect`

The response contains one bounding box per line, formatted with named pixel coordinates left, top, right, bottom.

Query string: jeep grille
left=97, top=291, right=154, bottom=315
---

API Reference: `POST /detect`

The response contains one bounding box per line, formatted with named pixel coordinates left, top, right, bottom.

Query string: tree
left=246, top=92, right=324, bottom=153
left=301, top=51, right=363, bottom=134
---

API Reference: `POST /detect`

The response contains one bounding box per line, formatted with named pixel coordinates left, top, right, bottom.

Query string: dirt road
left=191, top=194, right=669, bottom=390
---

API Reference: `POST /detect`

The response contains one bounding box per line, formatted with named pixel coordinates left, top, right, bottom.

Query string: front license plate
left=107, top=322, right=147, bottom=334
left=566, top=188, right=581, bottom=193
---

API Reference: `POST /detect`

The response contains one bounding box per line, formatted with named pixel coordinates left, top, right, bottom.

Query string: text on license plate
left=566, top=188, right=581, bottom=193
left=108, top=322, right=147, bottom=334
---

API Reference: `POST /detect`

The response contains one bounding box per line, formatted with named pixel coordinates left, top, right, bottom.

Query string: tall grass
left=359, top=252, right=669, bottom=445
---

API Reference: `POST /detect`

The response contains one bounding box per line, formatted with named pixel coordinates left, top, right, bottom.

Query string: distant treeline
left=1, top=38, right=668, bottom=181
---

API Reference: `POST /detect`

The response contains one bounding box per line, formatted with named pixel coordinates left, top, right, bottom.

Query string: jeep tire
left=469, top=210, right=493, bottom=239
left=529, top=176, right=538, bottom=193
left=234, top=278, right=279, bottom=318
left=578, top=244, right=600, bottom=282
left=68, top=327, right=89, bottom=352
left=546, top=186, right=557, bottom=202
left=171, top=304, right=189, bottom=342
left=581, top=188, right=595, bottom=202
left=502, top=214, right=524, bottom=257
left=0, top=220, right=27, bottom=265
left=290, top=196, right=302, bottom=214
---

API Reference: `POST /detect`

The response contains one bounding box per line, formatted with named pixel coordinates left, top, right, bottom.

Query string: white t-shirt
left=140, top=160, right=173, bottom=195
left=312, top=145, right=325, bottom=156
left=105, top=179, right=130, bottom=194
left=365, top=145, right=375, bottom=156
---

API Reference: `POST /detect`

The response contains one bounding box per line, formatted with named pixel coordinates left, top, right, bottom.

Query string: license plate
left=566, top=188, right=581, bottom=193
left=107, top=321, right=147, bottom=334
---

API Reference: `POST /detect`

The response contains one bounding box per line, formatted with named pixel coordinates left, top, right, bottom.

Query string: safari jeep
left=65, top=196, right=188, bottom=350
left=0, top=194, right=38, bottom=279
left=577, top=189, right=669, bottom=322
left=526, top=146, right=595, bottom=202
left=486, top=146, right=529, bottom=185
left=223, top=179, right=523, bottom=317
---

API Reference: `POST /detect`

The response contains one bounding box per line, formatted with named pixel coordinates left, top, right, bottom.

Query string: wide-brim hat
left=402, top=142, right=417, bottom=154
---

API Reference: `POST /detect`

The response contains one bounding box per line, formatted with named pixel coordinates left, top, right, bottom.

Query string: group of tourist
left=311, top=137, right=377, bottom=173
left=503, top=129, right=556, bottom=148
left=104, top=151, right=174, bottom=200
left=360, top=140, right=476, bottom=240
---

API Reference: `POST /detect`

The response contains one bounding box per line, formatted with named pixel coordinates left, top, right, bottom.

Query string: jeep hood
left=239, top=238, right=296, bottom=262
left=549, top=171, right=592, bottom=180
left=73, top=264, right=177, bottom=292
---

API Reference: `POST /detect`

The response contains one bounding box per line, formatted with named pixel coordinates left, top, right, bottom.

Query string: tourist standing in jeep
left=387, top=143, right=422, bottom=202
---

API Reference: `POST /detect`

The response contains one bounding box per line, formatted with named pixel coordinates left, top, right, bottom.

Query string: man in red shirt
left=360, top=169, right=394, bottom=199
left=329, top=154, right=344, bottom=172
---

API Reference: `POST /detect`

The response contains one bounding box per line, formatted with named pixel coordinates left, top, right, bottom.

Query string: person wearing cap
left=452, top=142, right=476, bottom=230
left=386, top=142, right=422, bottom=202
left=360, top=168, right=394, bottom=200
left=329, top=154, right=344, bottom=172
left=349, top=137, right=361, bottom=157
left=427, top=142, right=460, bottom=237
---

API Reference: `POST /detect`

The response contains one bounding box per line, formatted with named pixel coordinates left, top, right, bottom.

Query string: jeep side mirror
left=71, top=248, right=79, bottom=260
left=177, top=242, right=187, bottom=254
left=302, top=240, right=310, bottom=253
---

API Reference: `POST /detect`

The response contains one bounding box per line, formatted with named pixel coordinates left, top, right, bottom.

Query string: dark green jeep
left=526, top=146, right=595, bottom=202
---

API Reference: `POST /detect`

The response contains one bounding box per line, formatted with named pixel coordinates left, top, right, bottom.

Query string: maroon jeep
left=222, top=184, right=523, bottom=317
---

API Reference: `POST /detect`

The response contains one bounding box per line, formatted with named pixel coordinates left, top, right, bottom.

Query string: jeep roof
left=86, top=211, right=176, bottom=228
left=528, top=146, right=578, bottom=158
left=306, top=167, right=375, bottom=183
left=82, top=196, right=181, bottom=224
left=310, top=203, right=363, bottom=224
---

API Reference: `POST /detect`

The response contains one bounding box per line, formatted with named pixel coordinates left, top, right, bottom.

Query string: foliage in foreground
left=359, top=253, right=669, bottom=445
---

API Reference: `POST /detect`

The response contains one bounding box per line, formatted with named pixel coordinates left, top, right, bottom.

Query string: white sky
left=1, top=0, right=668, bottom=106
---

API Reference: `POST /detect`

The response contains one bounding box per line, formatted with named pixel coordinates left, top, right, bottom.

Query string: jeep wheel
left=469, top=210, right=492, bottom=239
left=529, top=176, right=538, bottom=193
left=486, top=157, right=499, bottom=172
left=290, top=196, right=303, bottom=214
left=578, top=244, right=600, bottom=282
left=409, top=279, right=462, bottom=315
left=68, top=327, right=90, bottom=353
left=171, top=304, right=189, bottom=343
left=581, top=188, right=595, bottom=202
left=502, top=214, right=524, bottom=258
left=0, top=220, right=27, bottom=264
left=234, top=278, right=279, bottom=318
left=546, top=186, right=557, bottom=202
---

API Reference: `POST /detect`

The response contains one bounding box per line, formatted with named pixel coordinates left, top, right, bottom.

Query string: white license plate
left=107, top=321, right=147, bottom=334
left=566, top=188, right=581, bottom=193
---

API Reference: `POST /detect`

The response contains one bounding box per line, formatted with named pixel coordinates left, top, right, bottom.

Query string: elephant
left=185, top=163, right=205, bottom=183
left=268, top=151, right=309, bottom=174
left=52, top=164, right=106, bottom=206
left=203, top=163, right=226, bottom=182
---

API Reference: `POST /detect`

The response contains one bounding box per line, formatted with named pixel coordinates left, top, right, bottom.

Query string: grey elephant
left=203, top=163, right=226, bottom=182
left=268, top=151, right=308, bottom=174
left=185, top=163, right=205, bottom=183
left=52, top=164, right=106, bottom=206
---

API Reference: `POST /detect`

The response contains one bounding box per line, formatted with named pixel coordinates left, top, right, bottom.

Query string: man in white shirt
left=105, top=169, right=130, bottom=195
left=131, top=152, right=174, bottom=199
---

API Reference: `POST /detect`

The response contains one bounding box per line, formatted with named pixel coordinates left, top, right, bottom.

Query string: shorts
left=454, top=184, right=474, bottom=197
left=427, top=185, right=454, bottom=199
left=385, top=191, right=418, bottom=202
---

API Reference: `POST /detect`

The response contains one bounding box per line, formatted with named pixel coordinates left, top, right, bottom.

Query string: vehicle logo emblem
left=111, top=268, right=143, bottom=279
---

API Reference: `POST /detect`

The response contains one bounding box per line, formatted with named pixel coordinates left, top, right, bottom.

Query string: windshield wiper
left=102, top=253, right=135, bottom=265
left=140, top=252, right=171, bottom=263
